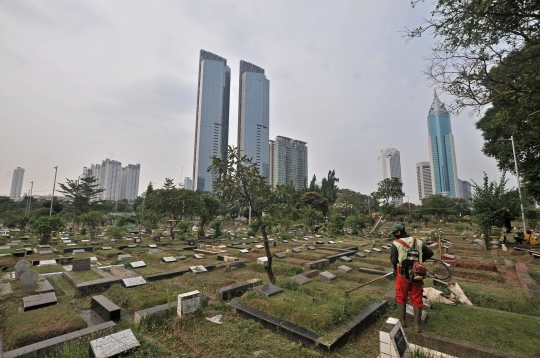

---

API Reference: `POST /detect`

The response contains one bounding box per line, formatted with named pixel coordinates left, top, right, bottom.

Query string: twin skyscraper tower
left=193, top=50, right=306, bottom=192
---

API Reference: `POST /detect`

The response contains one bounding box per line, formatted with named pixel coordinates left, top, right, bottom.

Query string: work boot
left=397, top=303, right=407, bottom=328
left=414, top=306, right=423, bottom=333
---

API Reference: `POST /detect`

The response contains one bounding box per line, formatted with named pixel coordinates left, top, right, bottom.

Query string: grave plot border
left=229, top=300, right=388, bottom=351
left=134, top=302, right=178, bottom=325
left=62, top=246, right=93, bottom=254
left=145, top=264, right=216, bottom=282
left=62, top=269, right=121, bottom=297
left=1, top=321, right=116, bottom=358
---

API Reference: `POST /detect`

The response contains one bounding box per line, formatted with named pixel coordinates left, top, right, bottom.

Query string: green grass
left=0, top=295, right=87, bottom=350
left=461, top=282, right=540, bottom=316
left=421, top=305, right=540, bottom=357
left=31, top=264, right=65, bottom=274
left=68, top=269, right=103, bottom=282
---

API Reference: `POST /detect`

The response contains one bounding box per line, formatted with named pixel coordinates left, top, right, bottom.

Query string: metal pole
left=511, top=136, right=527, bottom=234
left=50, top=166, right=58, bottom=216
left=29, top=181, right=33, bottom=217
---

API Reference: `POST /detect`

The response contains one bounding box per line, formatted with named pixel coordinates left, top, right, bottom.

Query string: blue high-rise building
left=427, top=91, right=460, bottom=197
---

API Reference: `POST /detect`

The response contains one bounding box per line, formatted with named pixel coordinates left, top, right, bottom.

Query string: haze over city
left=0, top=1, right=511, bottom=200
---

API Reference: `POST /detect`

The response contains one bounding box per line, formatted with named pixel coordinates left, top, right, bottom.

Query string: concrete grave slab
left=89, top=328, right=140, bottom=358
left=91, top=295, right=121, bottom=322
left=73, top=257, right=91, bottom=271
left=239, top=249, right=249, bottom=254
left=190, top=265, right=208, bottom=273
left=148, top=249, right=162, bottom=254
left=102, top=246, right=112, bottom=250
left=162, top=257, right=177, bottom=263
left=289, top=274, right=312, bottom=286
left=130, top=261, right=146, bottom=268
left=36, top=278, right=54, bottom=293
left=23, top=292, right=58, bottom=311
left=319, top=271, right=337, bottom=282
left=122, top=276, right=147, bottom=288
left=254, top=283, right=283, bottom=297
left=117, top=254, right=132, bottom=260
left=257, top=257, right=268, bottom=265
left=149, top=244, right=158, bottom=248
left=223, top=256, right=239, bottom=263
left=292, top=248, right=302, bottom=253
left=39, top=259, right=57, bottom=266
left=0, top=282, right=12, bottom=296
left=338, top=265, right=352, bottom=273
left=355, top=252, right=366, bottom=258
left=274, top=252, right=286, bottom=259
left=193, top=254, right=205, bottom=259
left=300, top=269, right=320, bottom=278
left=304, top=259, right=330, bottom=270
left=339, top=256, right=352, bottom=262
left=307, top=246, right=316, bottom=250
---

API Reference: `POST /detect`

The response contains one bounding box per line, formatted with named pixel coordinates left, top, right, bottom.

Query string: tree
left=309, top=175, right=320, bottom=192
left=144, top=179, right=200, bottom=238
left=116, top=216, right=137, bottom=227
left=407, top=1, right=540, bottom=113
left=106, top=227, right=126, bottom=240
left=421, top=195, right=455, bottom=218
left=321, top=170, right=339, bottom=204
left=197, top=193, right=221, bottom=236
left=80, top=211, right=106, bottom=240
left=209, top=146, right=295, bottom=283
left=471, top=173, right=521, bottom=248
left=30, top=216, right=64, bottom=244
left=344, top=215, right=367, bottom=236
left=298, top=207, right=324, bottom=234
left=299, top=191, right=328, bottom=214
left=373, top=178, right=405, bottom=215
left=332, top=189, right=365, bottom=217
left=58, top=172, right=104, bottom=218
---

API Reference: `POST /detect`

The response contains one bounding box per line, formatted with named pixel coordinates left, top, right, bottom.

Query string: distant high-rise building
left=119, top=164, right=140, bottom=202
left=85, top=159, right=140, bottom=202
left=428, top=91, right=460, bottom=197
left=238, top=60, right=270, bottom=180
left=183, top=177, right=193, bottom=190
left=416, top=162, right=433, bottom=201
left=269, top=136, right=308, bottom=191
left=192, top=50, right=231, bottom=192
left=10, top=167, right=25, bottom=201
left=459, top=179, right=472, bottom=200
left=377, top=148, right=403, bottom=204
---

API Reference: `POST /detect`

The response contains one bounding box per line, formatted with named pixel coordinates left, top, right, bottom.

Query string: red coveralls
left=395, top=267, right=423, bottom=308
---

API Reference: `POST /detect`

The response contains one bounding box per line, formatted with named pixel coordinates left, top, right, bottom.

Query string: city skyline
left=0, top=1, right=512, bottom=200
left=84, top=159, right=141, bottom=202
left=377, top=148, right=403, bottom=205
left=269, top=136, right=308, bottom=191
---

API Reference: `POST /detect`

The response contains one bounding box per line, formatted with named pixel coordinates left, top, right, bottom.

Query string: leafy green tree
left=209, top=146, right=295, bottom=283
left=197, top=193, right=221, bottom=236
left=30, top=215, right=64, bottom=244
left=41, top=199, right=63, bottom=214
left=211, top=221, right=223, bottom=237
left=321, top=170, right=339, bottom=204
left=106, top=227, right=126, bottom=240
left=144, top=179, right=200, bottom=238
left=328, top=214, right=345, bottom=236
left=58, top=173, right=104, bottom=218
left=80, top=211, right=106, bottom=240
left=299, top=191, right=328, bottom=214
left=116, top=216, right=137, bottom=227
left=309, top=175, right=320, bottom=192
left=132, top=196, right=144, bottom=211
left=298, top=207, right=324, bottom=234
left=344, top=215, right=367, bottom=236
left=421, top=195, right=455, bottom=218
left=471, top=173, right=521, bottom=248
left=115, top=199, right=130, bottom=212
left=177, top=222, right=190, bottom=237
left=373, top=178, right=405, bottom=215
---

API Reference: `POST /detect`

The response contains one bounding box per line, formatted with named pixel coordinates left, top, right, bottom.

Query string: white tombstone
left=257, top=257, right=268, bottom=265
left=177, top=290, right=201, bottom=317
left=379, top=317, right=410, bottom=358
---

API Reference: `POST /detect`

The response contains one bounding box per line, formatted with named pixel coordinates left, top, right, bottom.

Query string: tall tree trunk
left=257, top=215, right=275, bottom=283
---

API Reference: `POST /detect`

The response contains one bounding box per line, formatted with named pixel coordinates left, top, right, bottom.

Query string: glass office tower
left=237, top=60, right=270, bottom=181
left=192, top=50, right=231, bottom=192
left=427, top=91, right=460, bottom=197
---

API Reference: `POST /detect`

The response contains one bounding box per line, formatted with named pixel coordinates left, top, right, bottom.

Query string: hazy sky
left=0, top=1, right=512, bottom=202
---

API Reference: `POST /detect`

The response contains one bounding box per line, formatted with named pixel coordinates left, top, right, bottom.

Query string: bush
left=211, top=221, right=222, bottom=237
left=344, top=215, right=367, bottom=236
left=106, top=227, right=126, bottom=240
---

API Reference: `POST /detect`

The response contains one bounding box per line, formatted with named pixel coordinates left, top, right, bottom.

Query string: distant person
left=390, top=224, right=434, bottom=333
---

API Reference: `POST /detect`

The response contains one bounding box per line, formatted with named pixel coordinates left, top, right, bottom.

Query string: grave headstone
left=379, top=317, right=409, bottom=358
left=15, top=260, right=31, bottom=279
left=292, top=248, right=302, bottom=253
left=256, top=257, right=268, bottom=265
left=316, top=241, right=324, bottom=244
left=149, top=244, right=158, bottom=248
left=339, top=256, right=352, bottom=262
left=300, top=269, right=320, bottom=278
left=307, top=246, right=316, bottom=250
left=217, top=253, right=231, bottom=261
left=255, top=245, right=264, bottom=249
left=193, top=254, right=205, bottom=259
left=0, top=245, right=10, bottom=250
left=338, top=265, right=352, bottom=273
left=130, top=261, right=146, bottom=268
left=117, top=254, right=132, bottom=260
left=38, top=245, right=50, bottom=248
left=319, top=271, right=337, bottom=282
left=90, top=329, right=140, bottom=358
left=23, top=292, right=58, bottom=311
left=148, top=249, right=162, bottom=254
left=73, top=257, right=91, bottom=271
left=122, top=276, right=147, bottom=288
left=102, top=246, right=112, bottom=250
left=254, top=283, right=283, bottom=297
left=178, top=290, right=201, bottom=317
left=304, top=259, right=329, bottom=270
left=154, top=236, right=161, bottom=242
left=282, top=240, right=289, bottom=243
left=364, top=249, right=371, bottom=253
left=39, top=259, right=57, bottom=266
left=190, top=265, right=208, bottom=273
left=21, top=270, right=39, bottom=293
left=134, top=238, right=142, bottom=243
left=162, top=257, right=177, bottom=263
left=272, top=241, right=277, bottom=247
left=274, top=252, right=286, bottom=259
left=372, top=248, right=382, bottom=253
left=223, top=256, right=239, bottom=263
left=355, top=252, right=366, bottom=258
left=177, top=255, right=187, bottom=260
left=289, top=274, right=312, bottom=286
left=239, top=249, right=249, bottom=254
left=73, top=249, right=86, bottom=254
left=0, top=282, right=12, bottom=296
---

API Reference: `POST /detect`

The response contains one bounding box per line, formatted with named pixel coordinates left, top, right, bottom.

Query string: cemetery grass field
left=0, top=221, right=539, bottom=357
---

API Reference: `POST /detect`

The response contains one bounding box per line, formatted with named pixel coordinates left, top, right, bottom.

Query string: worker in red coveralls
left=389, top=224, right=433, bottom=332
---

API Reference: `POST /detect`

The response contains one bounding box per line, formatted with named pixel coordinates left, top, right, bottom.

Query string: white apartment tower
left=416, top=161, right=433, bottom=200
left=183, top=177, right=193, bottom=190
left=9, top=167, right=25, bottom=201
left=192, top=50, right=231, bottom=192
left=377, top=148, right=403, bottom=205
left=238, top=60, right=270, bottom=180
left=269, top=136, right=308, bottom=191
left=85, top=159, right=140, bottom=202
